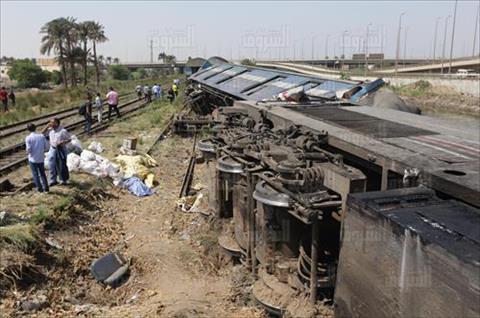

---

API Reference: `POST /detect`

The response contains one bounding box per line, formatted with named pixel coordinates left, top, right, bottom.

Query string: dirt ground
left=0, top=99, right=266, bottom=317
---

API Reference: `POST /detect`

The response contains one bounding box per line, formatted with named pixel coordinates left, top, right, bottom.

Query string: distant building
left=184, top=57, right=207, bottom=75
left=36, top=58, right=60, bottom=72
left=0, top=63, right=10, bottom=81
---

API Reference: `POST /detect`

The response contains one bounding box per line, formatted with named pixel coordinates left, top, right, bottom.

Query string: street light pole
left=441, top=15, right=451, bottom=74
left=433, top=17, right=441, bottom=64
left=473, top=3, right=480, bottom=56
left=365, top=23, right=372, bottom=75
left=325, top=34, right=330, bottom=67
left=342, top=30, right=347, bottom=69
left=311, top=36, right=316, bottom=69
left=403, top=26, right=408, bottom=67
left=448, top=0, right=458, bottom=74
left=395, top=12, right=406, bottom=75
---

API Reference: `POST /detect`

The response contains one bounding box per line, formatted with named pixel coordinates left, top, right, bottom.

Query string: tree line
left=40, top=17, right=110, bottom=88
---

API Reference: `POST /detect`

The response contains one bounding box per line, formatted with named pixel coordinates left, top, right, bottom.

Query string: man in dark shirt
left=83, top=97, right=93, bottom=134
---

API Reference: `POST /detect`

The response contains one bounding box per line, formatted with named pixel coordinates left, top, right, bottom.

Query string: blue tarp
left=123, top=177, right=154, bottom=197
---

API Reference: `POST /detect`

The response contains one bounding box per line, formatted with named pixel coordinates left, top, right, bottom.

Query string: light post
left=441, top=15, right=451, bottom=74
left=395, top=12, right=406, bottom=75
left=433, top=17, right=441, bottom=64
left=311, top=35, right=316, bottom=69
left=325, top=34, right=330, bottom=67
left=403, top=26, right=408, bottom=67
left=448, top=0, right=458, bottom=74
left=342, top=30, right=348, bottom=69
left=365, top=23, right=372, bottom=75
left=473, top=3, right=480, bottom=56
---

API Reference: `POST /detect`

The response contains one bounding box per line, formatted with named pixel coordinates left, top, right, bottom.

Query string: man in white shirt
left=26, top=123, right=50, bottom=192
left=43, top=118, right=71, bottom=186
left=152, top=84, right=159, bottom=99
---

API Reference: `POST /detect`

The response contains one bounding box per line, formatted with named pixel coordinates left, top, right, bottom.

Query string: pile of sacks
left=67, top=149, right=124, bottom=186
left=65, top=139, right=157, bottom=197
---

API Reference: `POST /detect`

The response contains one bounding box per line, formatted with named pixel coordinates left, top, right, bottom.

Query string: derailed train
left=184, top=60, right=480, bottom=317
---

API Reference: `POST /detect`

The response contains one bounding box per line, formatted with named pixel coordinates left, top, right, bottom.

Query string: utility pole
left=365, top=23, right=372, bottom=75
left=342, top=30, right=347, bottom=69
left=433, top=17, right=441, bottom=64
left=403, top=26, right=408, bottom=67
left=380, top=25, right=384, bottom=70
left=448, top=0, right=458, bottom=74
left=325, top=34, right=330, bottom=67
left=473, top=3, right=480, bottom=56
left=441, top=15, right=451, bottom=74
left=311, top=36, right=316, bottom=69
left=149, top=39, right=153, bottom=63
left=395, top=12, right=406, bottom=75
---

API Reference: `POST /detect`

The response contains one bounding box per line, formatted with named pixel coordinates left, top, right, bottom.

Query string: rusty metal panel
left=335, top=187, right=480, bottom=317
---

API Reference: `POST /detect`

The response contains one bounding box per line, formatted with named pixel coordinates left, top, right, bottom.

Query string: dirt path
left=99, top=136, right=246, bottom=317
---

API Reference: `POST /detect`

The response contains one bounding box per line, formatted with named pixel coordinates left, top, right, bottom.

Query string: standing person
left=82, top=97, right=93, bottom=134
left=95, top=93, right=103, bottom=123
left=0, top=87, right=8, bottom=112
left=143, top=84, right=151, bottom=102
left=106, top=87, right=120, bottom=120
left=172, top=83, right=178, bottom=97
left=135, top=84, right=142, bottom=100
left=26, top=123, right=50, bottom=193
left=158, top=84, right=163, bottom=100
left=42, top=118, right=71, bottom=186
left=8, top=87, right=16, bottom=107
left=167, top=87, right=175, bottom=103
left=152, top=83, right=158, bottom=99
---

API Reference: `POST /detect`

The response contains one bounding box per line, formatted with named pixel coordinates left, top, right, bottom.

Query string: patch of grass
left=389, top=80, right=433, bottom=97
left=29, top=206, right=52, bottom=225
left=0, top=224, right=38, bottom=251
left=0, top=75, right=184, bottom=126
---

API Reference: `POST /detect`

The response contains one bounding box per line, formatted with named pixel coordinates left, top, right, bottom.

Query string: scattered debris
left=122, top=177, right=154, bottom=197
left=90, top=252, right=130, bottom=287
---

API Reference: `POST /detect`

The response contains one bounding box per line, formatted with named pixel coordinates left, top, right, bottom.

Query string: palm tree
left=88, top=22, right=108, bottom=87
left=77, top=21, right=93, bottom=85
left=113, top=57, right=119, bottom=64
left=40, top=18, right=70, bottom=87
left=58, top=17, right=79, bottom=87
left=106, top=56, right=112, bottom=65
left=158, top=52, right=166, bottom=63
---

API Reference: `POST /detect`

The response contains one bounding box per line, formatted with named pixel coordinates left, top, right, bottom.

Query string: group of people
left=135, top=80, right=180, bottom=104
left=23, top=79, right=183, bottom=193
left=0, top=86, right=16, bottom=112
left=81, top=87, right=120, bottom=134
left=136, top=83, right=163, bottom=102
left=25, top=118, right=71, bottom=193
left=25, top=85, right=122, bottom=193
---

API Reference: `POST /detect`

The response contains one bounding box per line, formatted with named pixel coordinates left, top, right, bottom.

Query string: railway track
left=0, top=97, right=149, bottom=176
left=0, top=91, right=135, bottom=139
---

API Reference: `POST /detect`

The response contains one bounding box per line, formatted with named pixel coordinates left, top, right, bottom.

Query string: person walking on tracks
left=167, top=87, right=175, bottom=103
left=95, top=92, right=103, bottom=123
left=172, top=82, right=178, bottom=97
left=8, top=87, right=16, bottom=107
left=0, top=86, right=8, bottom=112
left=106, top=87, right=120, bottom=120
left=80, top=96, right=93, bottom=134
left=143, top=84, right=152, bottom=102
left=26, top=123, right=49, bottom=193
left=43, top=118, right=71, bottom=186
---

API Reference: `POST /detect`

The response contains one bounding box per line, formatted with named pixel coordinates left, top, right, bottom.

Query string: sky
left=1, top=0, right=479, bottom=62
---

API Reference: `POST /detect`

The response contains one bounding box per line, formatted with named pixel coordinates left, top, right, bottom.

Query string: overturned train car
left=186, top=62, right=480, bottom=317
